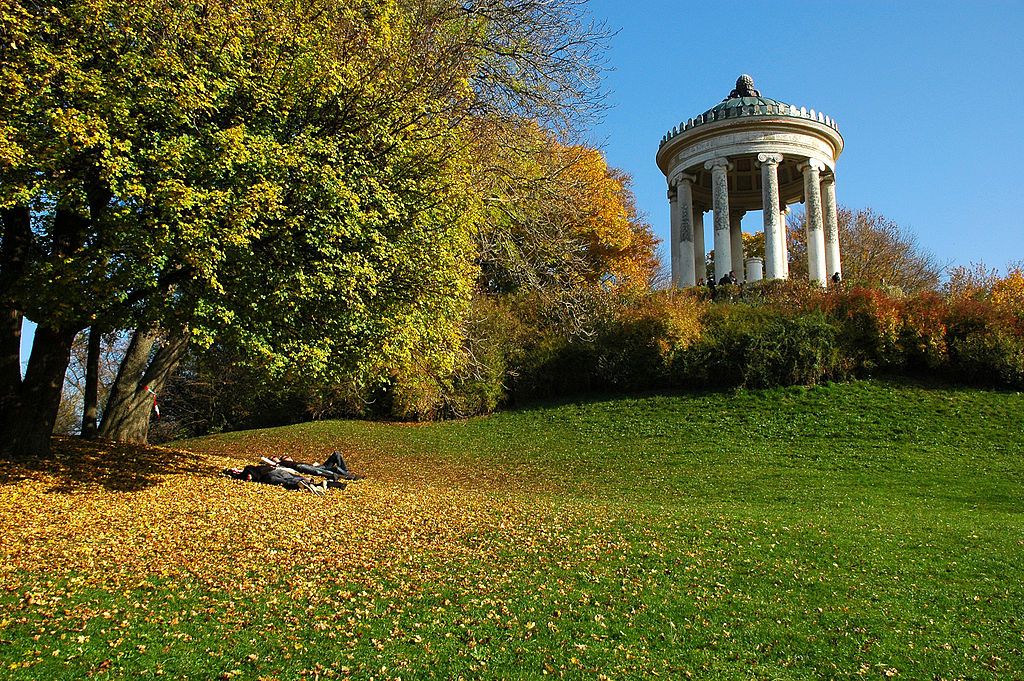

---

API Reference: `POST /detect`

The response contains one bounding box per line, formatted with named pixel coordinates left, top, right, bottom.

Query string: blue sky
left=585, top=0, right=1024, bottom=273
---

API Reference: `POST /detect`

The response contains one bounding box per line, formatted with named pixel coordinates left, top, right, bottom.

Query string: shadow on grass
left=0, top=436, right=214, bottom=494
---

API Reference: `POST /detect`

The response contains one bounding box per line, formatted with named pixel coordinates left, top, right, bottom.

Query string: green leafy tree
left=2, top=0, right=611, bottom=454
left=1, top=0, right=478, bottom=453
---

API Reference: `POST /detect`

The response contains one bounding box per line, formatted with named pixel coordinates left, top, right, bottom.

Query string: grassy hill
left=1, top=379, right=1022, bottom=679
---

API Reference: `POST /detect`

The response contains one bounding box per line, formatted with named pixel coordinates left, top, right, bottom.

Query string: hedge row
left=457, top=282, right=1024, bottom=416
left=156, top=280, right=1024, bottom=437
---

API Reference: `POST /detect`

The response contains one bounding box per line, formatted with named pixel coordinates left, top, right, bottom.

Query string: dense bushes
left=822, top=285, right=1023, bottom=386
left=675, top=306, right=848, bottom=389
left=509, top=291, right=704, bottom=398
left=405, top=279, right=1022, bottom=416
left=156, top=278, right=1024, bottom=440
left=504, top=280, right=1024, bottom=404
left=944, top=299, right=1024, bottom=386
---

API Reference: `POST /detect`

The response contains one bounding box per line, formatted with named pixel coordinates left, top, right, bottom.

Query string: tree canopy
left=473, top=120, right=656, bottom=296
left=785, top=207, right=942, bottom=292
left=1, top=0, right=626, bottom=454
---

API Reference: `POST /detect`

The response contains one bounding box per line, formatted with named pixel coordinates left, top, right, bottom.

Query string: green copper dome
left=659, top=75, right=840, bottom=147
left=708, top=95, right=791, bottom=114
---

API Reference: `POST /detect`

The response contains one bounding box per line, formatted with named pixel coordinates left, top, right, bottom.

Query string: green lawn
left=1, top=379, right=1022, bottom=679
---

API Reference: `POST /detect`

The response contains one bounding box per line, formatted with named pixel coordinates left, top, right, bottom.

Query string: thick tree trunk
left=0, top=303, right=22, bottom=416
left=81, top=325, right=102, bottom=439
left=0, top=324, right=78, bottom=459
left=98, top=328, right=159, bottom=442
left=0, top=191, right=102, bottom=457
left=99, top=328, right=189, bottom=444
left=0, top=206, right=31, bottom=412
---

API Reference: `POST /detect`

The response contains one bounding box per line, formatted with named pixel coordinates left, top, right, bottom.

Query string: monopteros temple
left=656, top=75, right=844, bottom=286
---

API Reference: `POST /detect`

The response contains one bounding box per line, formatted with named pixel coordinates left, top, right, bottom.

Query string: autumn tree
left=944, top=262, right=1003, bottom=300
left=786, top=207, right=942, bottom=292
left=945, top=261, right=1024, bottom=321
left=2, top=0, right=614, bottom=453
left=472, top=121, right=656, bottom=302
left=341, top=120, right=658, bottom=420
left=2, top=1, right=478, bottom=454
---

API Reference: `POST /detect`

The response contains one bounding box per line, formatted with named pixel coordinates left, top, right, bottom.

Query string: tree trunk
left=0, top=303, right=22, bottom=416
left=98, top=328, right=159, bottom=442
left=80, top=178, right=113, bottom=440
left=0, top=206, right=31, bottom=412
left=0, top=193, right=100, bottom=458
left=81, top=325, right=102, bottom=439
left=0, top=324, right=78, bottom=459
left=99, top=328, right=189, bottom=444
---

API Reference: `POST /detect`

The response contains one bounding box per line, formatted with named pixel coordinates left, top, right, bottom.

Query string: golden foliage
left=944, top=262, right=1001, bottom=301
left=471, top=120, right=657, bottom=295
left=944, top=262, right=1024, bottom=324
left=990, top=266, right=1024, bottom=320
left=0, top=439, right=585, bottom=586
left=0, top=436, right=630, bottom=676
left=619, top=291, right=706, bottom=356
left=550, top=145, right=659, bottom=289
left=787, top=208, right=941, bottom=292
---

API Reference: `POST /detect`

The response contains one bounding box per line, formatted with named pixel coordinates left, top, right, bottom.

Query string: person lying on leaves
left=264, top=451, right=364, bottom=481
left=221, top=464, right=344, bottom=495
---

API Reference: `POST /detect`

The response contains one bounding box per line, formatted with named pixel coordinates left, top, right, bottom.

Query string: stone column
left=780, top=204, right=790, bottom=278
left=799, top=159, right=827, bottom=284
left=676, top=175, right=697, bottom=287
left=730, top=210, right=745, bottom=282
left=668, top=185, right=679, bottom=287
left=821, top=174, right=841, bottom=281
left=705, top=157, right=732, bottom=283
left=746, top=257, right=764, bottom=282
left=693, top=205, right=706, bottom=282
left=757, top=153, right=784, bottom=279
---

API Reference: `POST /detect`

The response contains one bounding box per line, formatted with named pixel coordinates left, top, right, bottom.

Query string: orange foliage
left=471, top=119, right=657, bottom=294
left=944, top=262, right=1024, bottom=334
left=550, top=144, right=659, bottom=289
left=898, top=291, right=949, bottom=368
left=990, top=266, right=1024, bottom=321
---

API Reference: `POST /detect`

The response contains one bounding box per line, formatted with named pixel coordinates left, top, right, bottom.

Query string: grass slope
left=1, top=379, right=1022, bottom=679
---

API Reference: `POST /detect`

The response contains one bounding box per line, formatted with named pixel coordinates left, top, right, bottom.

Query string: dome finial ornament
left=727, top=74, right=760, bottom=99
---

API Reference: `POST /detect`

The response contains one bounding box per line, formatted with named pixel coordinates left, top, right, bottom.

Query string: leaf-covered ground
left=1, top=380, right=1023, bottom=679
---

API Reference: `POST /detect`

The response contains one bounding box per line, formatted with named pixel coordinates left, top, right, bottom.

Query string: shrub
left=827, top=287, right=903, bottom=373
left=506, top=289, right=706, bottom=399
left=165, top=273, right=1024, bottom=439
left=897, top=291, right=949, bottom=371
left=745, top=278, right=827, bottom=311
left=945, top=298, right=1024, bottom=387
left=445, top=295, right=523, bottom=415
left=674, top=305, right=847, bottom=389
left=990, top=265, right=1024, bottom=326
left=741, top=312, right=848, bottom=387
left=590, top=291, right=705, bottom=390
left=672, top=304, right=766, bottom=388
